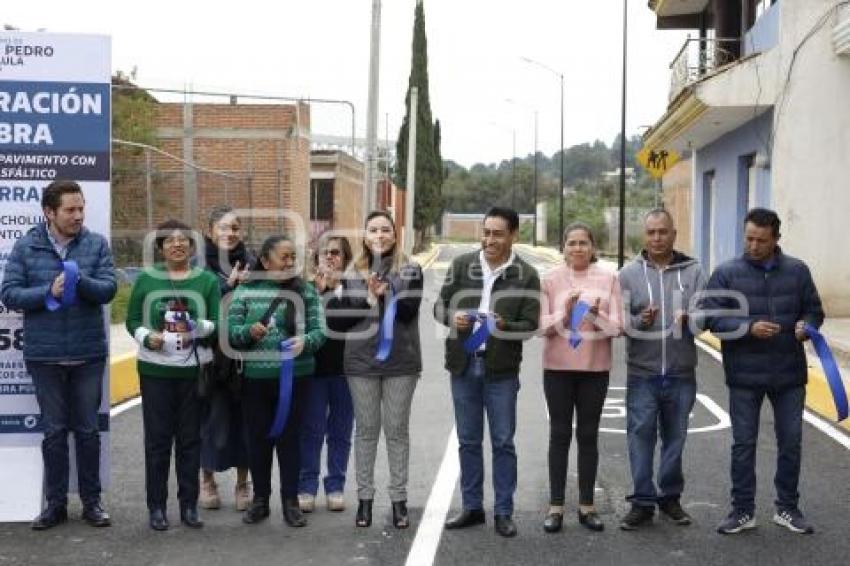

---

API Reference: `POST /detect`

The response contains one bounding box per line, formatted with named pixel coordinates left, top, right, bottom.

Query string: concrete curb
left=697, top=332, right=850, bottom=432
left=413, top=243, right=442, bottom=270
left=514, top=243, right=562, bottom=262
left=109, top=352, right=139, bottom=406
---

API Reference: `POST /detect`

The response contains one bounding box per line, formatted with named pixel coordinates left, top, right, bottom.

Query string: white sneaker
left=327, top=492, right=345, bottom=512
left=772, top=509, right=814, bottom=534
left=298, top=493, right=315, bottom=513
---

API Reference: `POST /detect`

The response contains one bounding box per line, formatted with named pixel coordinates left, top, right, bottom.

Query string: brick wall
left=111, top=101, right=312, bottom=262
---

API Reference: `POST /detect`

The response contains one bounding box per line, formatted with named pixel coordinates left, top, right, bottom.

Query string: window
left=310, top=179, right=334, bottom=221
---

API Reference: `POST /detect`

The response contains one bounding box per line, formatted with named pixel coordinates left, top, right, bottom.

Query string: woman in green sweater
left=227, top=235, right=325, bottom=527
left=125, top=219, right=221, bottom=531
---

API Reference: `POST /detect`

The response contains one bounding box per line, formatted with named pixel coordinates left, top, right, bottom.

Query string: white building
left=645, top=0, right=850, bottom=315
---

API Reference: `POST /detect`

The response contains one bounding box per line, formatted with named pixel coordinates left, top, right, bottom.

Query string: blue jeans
left=729, top=385, right=804, bottom=514
left=626, top=375, right=696, bottom=508
left=27, top=360, right=105, bottom=508
left=298, top=376, right=354, bottom=495
left=450, top=357, right=519, bottom=516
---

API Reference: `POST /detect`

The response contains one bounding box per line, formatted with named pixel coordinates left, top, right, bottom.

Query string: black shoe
left=578, top=510, right=605, bottom=532
left=31, top=506, right=68, bottom=531
left=355, top=499, right=373, bottom=527
left=283, top=498, right=307, bottom=527
left=242, top=498, right=270, bottom=524
left=659, top=499, right=692, bottom=526
left=494, top=514, right=517, bottom=538
left=543, top=511, right=563, bottom=533
left=82, top=502, right=112, bottom=527
left=620, top=505, right=654, bottom=531
left=149, top=508, right=169, bottom=531
left=180, top=504, right=204, bottom=528
left=392, top=501, right=410, bottom=529
left=444, top=509, right=485, bottom=529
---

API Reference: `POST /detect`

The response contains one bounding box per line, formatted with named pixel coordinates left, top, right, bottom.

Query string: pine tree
left=395, top=0, right=443, bottom=249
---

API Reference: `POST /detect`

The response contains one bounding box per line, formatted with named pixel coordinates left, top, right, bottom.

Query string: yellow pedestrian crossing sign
left=637, top=147, right=680, bottom=178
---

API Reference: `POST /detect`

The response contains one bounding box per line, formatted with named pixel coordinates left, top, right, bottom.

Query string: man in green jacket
left=434, top=207, right=541, bottom=538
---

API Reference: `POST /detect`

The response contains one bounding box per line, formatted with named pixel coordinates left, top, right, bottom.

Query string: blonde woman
left=341, top=211, right=423, bottom=529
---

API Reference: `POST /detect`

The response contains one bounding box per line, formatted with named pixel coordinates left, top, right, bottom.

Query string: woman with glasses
left=342, top=211, right=423, bottom=530
left=297, top=235, right=356, bottom=514
left=227, top=235, right=325, bottom=527
left=125, top=219, right=221, bottom=531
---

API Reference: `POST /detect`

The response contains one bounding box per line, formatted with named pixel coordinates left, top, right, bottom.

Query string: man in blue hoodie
left=1, top=180, right=116, bottom=530
left=618, top=209, right=705, bottom=530
left=701, top=208, right=823, bottom=535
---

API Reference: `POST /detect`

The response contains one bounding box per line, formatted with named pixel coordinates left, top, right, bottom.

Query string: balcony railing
left=669, top=37, right=741, bottom=102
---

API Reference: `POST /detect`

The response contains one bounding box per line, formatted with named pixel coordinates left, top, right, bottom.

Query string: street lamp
left=487, top=122, right=517, bottom=209
left=521, top=56, right=564, bottom=246
left=505, top=99, right=539, bottom=246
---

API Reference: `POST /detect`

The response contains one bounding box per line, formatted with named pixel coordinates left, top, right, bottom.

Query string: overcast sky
left=4, top=0, right=687, bottom=168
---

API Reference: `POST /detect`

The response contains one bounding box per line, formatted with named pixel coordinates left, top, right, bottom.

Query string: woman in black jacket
left=199, top=206, right=253, bottom=512
left=343, top=211, right=423, bottom=529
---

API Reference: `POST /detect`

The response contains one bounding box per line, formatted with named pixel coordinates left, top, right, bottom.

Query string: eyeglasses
left=324, top=249, right=342, bottom=257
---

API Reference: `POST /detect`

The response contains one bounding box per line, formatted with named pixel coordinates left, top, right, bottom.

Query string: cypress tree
left=395, top=0, right=443, bottom=249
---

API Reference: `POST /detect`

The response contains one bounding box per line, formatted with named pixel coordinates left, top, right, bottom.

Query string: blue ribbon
left=375, top=285, right=397, bottom=362
left=804, top=323, right=849, bottom=422
left=569, top=301, right=591, bottom=349
left=45, top=260, right=79, bottom=311
left=268, top=338, right=296, bottom=439
left=463, top=311, right=494, bottom=354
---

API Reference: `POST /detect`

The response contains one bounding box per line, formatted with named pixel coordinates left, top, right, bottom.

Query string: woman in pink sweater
left=539, top=222, right=622, bottom=534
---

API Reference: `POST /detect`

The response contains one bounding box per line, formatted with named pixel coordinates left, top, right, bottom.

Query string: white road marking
left=598, top=386, right=730, bottom=434
left=109, top=396, right=141, bottom=417
left=696, top=339, right=850, bottom=450
left=404, top=427, right=459, bottom=566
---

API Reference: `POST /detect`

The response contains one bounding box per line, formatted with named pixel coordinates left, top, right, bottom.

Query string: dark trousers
left=140, top=375, right=202, bottom=511
left=543, top=370, right=609, bottom=506
left=242, top=378, right=308, bottom=501
left=27, top=360, right=105, bottom=508
left=298, top=375, right=354, bottom=496
left=729, top=385, right=804, bottom=514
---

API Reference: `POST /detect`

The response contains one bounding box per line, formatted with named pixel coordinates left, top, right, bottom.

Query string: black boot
left=392, top=501, right=410, bottom=529
left=180, top=503, right=204, bottom=529
left=148, top=507, right=169, bottom=531
left=355, top=499, right=373, bottom=527
left=242, top=497, right=270, bottom=524
left=283, top=497, right=307, bottom=527
left=31, top=506, right=68, bottom=531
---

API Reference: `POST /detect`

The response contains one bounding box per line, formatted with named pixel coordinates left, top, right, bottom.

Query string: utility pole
left=365, top=0, right=381, bottom=217
left=533, top=109, right=539, bottom=246
left=511, top=129, right=517, bottom=209
left=404, top=88, right=418, bottom=256
left=618, top=0, right=628, bottom=268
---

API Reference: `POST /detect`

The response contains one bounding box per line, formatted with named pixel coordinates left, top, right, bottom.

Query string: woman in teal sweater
left=227, top=235, right=325, bottom=527
left=125, top=219, right=221, bottom=532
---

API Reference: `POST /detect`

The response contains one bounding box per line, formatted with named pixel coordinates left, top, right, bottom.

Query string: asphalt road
left=2, top=243, right=849, bottom=566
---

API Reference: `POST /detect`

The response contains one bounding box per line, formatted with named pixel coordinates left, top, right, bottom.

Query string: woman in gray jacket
left=341, top=210, right=423, bottom=530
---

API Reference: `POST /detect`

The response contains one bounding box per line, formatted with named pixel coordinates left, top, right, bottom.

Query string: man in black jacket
left=434, top=207, right=540, bottom=538
left=701, top=208, right=823, bottom=535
